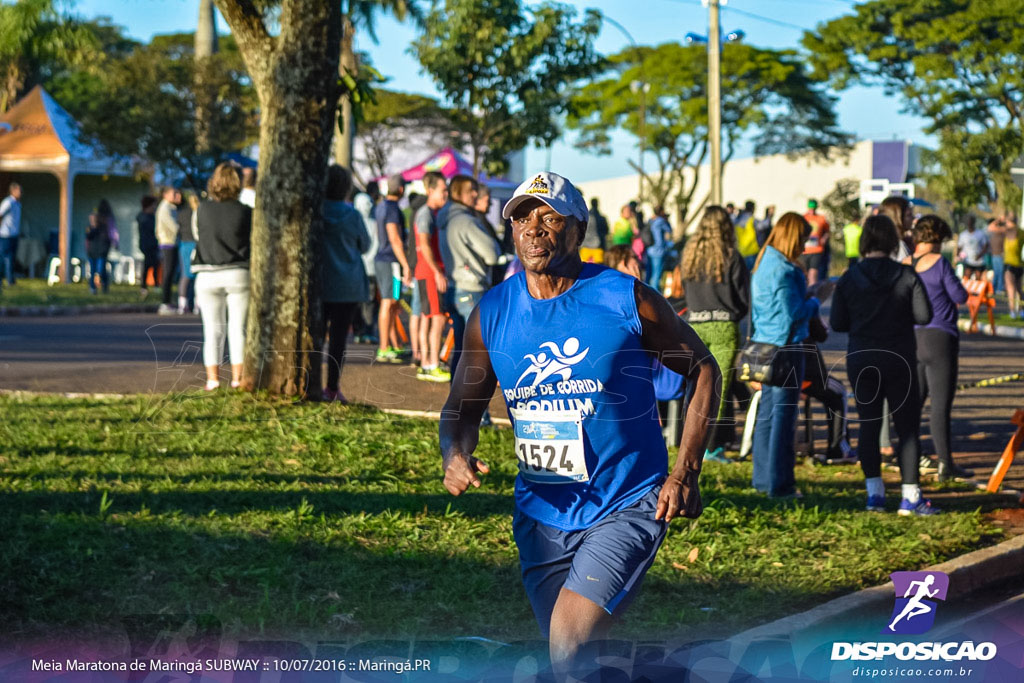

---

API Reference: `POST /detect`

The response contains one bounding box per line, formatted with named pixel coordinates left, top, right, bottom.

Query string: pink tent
left=396, top=147, right=518, bottom=189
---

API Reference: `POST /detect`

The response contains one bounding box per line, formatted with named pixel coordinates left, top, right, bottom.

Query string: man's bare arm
left=439, top=307, right=498, bottom=495
left=635, top=281, right=722, bottom=521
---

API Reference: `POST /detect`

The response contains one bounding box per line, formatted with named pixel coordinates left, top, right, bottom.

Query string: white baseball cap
left=502, top=172, right=588, bottom=223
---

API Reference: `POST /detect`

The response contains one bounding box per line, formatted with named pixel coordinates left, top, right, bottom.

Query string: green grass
left=0, top=278, right=151, bottom=307
left=0, top=394, right=1005, bottom=643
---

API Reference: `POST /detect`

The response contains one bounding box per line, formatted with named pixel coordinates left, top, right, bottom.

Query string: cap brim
left=502, top=194, right=574, bottom=221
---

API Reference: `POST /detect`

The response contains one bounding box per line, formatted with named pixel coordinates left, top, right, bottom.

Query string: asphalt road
left=0, top=312, right=1022, bottom=489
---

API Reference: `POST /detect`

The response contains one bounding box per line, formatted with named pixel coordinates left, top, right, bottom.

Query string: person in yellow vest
left=1002, top=215, right=1024, bottom=319
left=734, top=200, right=760, bottom=270
left=842, top=216, right=863, bottom=267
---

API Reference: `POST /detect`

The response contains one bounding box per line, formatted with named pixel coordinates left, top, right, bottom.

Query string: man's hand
left=434, top=269, right=448, bottom=294
left=401, top=263, right=412, bottom=286
left=655, top=470, right=702, bottom=522
left=443, top=452, right=490, bottom=496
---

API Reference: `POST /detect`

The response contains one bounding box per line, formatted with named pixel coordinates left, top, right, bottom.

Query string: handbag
left=737, top=317, right=798, bottom=386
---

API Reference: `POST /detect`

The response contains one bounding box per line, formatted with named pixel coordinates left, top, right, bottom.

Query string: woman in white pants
left=191, top=163, right=253, bottom=390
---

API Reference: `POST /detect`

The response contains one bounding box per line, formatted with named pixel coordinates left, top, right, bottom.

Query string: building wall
left=576, top=140, right=876, bottom=236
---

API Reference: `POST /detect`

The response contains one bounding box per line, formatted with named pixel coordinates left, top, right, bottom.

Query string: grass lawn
left=0, top=394, right=1007, bottom=644
left=0, top=278, right=151, bottom=307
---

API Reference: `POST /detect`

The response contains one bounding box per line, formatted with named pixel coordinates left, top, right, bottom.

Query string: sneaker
left=937, top=461, right=974, bottom=482
left=866, top=495, right=886, bottom=512
left=392, top=346, right=412, bottom=359
left=157, top=303, right=176, bottom=315
left=204, top=380, right=220, bottom=392
left=918, top=456, right=938, bottom=473
left=423, top=367, right=452, bottom=383
left=375, top=348, right=402, bottom=364
left=416, top=366, right=432, bottom=381
left=704, top=447, right=731, bottom=464
left=898, top=498, right=940, bottom=516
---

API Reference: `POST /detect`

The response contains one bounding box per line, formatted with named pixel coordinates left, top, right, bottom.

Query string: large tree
left=568, top=42, right=850, bottom=226
left=216, top=0, right=343, bottom=396
left=802, top=0, right=1024, bottom=208
left=411, top=0, right=602, bottom=176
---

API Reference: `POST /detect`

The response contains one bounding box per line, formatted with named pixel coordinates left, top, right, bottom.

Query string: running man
left=439, top=172, right=721, bottom=681
left=888, top=575, right=940, bottom=632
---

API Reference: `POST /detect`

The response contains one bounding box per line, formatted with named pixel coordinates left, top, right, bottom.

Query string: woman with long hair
left=905, top=215, right=970, bottom=481
left=192, top=163, right=252, bottom=391
left=680, top=206, right=750, bottom=462
left=832, top=215, right=934, bottom=514
left=749, top=212, right=822, bottom=497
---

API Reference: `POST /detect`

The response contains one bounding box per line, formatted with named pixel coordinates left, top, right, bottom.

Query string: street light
left=603, top=14, right=647, bottom=202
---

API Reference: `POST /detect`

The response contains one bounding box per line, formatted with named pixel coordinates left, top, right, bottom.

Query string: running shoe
left=375, top=348, right=402, bottom=364
left=937, top=461, right=974, bottom=482
left=415, top=366, right=432, bottom=381
left=866, top=495, right=886, bottom=512
left=703, top=447, right=731, bottom=464
left=157, top=303, right=177, bottom=315
left=897, top=498, right=940, bottom=516
left=423, top=367, right=452, bottom=383
left=918, top=456, right=938, bottom=473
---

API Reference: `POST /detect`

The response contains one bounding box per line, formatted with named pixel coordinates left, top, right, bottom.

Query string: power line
left=722, top=5, right=812, bottom=32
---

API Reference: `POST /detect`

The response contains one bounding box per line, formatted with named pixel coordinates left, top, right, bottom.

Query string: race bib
left=511, top=408, right=589, bottom=484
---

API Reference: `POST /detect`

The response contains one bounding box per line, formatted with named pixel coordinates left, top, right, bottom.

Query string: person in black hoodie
left=830, top=215, right=934, bottom=516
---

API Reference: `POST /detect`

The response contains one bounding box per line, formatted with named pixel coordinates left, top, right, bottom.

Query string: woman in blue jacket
left=750, top=212, right=821, bottom=497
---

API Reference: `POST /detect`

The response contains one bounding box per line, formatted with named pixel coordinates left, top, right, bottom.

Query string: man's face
left=10, top=186, right=21, bottom=200
left=427, top=182, right=448, bottom=208
left=512, top=198, right=581, bottom=272
left=455, top=184, right=479, bottom=208
left=475, top=193, right=490, bottom=213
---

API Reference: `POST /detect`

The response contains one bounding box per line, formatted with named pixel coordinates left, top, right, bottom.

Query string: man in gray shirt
left=445, top=174, right=501, bottom=378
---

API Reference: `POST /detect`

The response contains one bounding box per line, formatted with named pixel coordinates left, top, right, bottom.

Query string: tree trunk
left=216, top=0, right=342, bottom=397
left=333, top=16, right=357, bottom=169
left=194, top=0, right=219, bottom=152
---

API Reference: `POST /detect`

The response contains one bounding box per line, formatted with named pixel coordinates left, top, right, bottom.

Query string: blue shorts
left=513, top=485, right=666, bottom=636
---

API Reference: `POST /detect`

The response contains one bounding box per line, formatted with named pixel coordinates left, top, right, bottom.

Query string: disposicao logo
left=831, top=571, right=998, bottom=663
left=884, top=570, right=948, bottom=635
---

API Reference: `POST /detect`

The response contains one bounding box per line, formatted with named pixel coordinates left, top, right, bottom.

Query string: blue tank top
left=478, top=263, right=667, bottom=530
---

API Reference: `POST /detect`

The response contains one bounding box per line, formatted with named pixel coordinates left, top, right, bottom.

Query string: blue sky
left=74, top=0, right=932, bottom=181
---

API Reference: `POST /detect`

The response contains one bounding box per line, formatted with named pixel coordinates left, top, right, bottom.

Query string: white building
left=576, top=139, right=927, bottom=234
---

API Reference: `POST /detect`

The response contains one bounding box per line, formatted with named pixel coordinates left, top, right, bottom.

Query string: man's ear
left=574, top=217, right=587, bottom=250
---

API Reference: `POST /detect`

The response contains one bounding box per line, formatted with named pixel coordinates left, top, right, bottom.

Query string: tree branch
left=214, top=0, right=272, bottom=74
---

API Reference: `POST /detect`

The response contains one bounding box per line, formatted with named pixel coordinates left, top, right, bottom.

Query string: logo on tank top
left=504, top=337, right=604, bottom=417
left=514, top=337, right=590, bottom=388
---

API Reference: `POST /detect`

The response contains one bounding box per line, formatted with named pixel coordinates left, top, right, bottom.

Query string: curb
left=957, top=318, right=1024, bottom=340
left=0, top=303, right=160, bottom=317
left=729, top=532, right=1024, bottom=647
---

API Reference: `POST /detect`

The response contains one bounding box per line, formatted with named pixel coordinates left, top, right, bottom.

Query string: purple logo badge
left=883, top=571, right=949, bottom=635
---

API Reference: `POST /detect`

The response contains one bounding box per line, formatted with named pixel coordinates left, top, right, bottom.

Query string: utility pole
left=707, top=0, right=723, bottom=205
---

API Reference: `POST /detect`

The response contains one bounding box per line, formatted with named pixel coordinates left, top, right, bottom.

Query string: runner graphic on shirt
left=515, top=337, right=590, bottom=388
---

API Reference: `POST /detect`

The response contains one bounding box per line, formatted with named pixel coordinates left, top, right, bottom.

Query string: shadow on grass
left=0, top=501, right=816, bottom=646
left=2, top=487, right=517, bottom=519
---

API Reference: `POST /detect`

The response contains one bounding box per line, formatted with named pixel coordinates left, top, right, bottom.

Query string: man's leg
left=549, top=588, right=613, bottom=682
left=377, top=299, right=393, bottom=354
left=428, top=314, right=445, bottom=368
